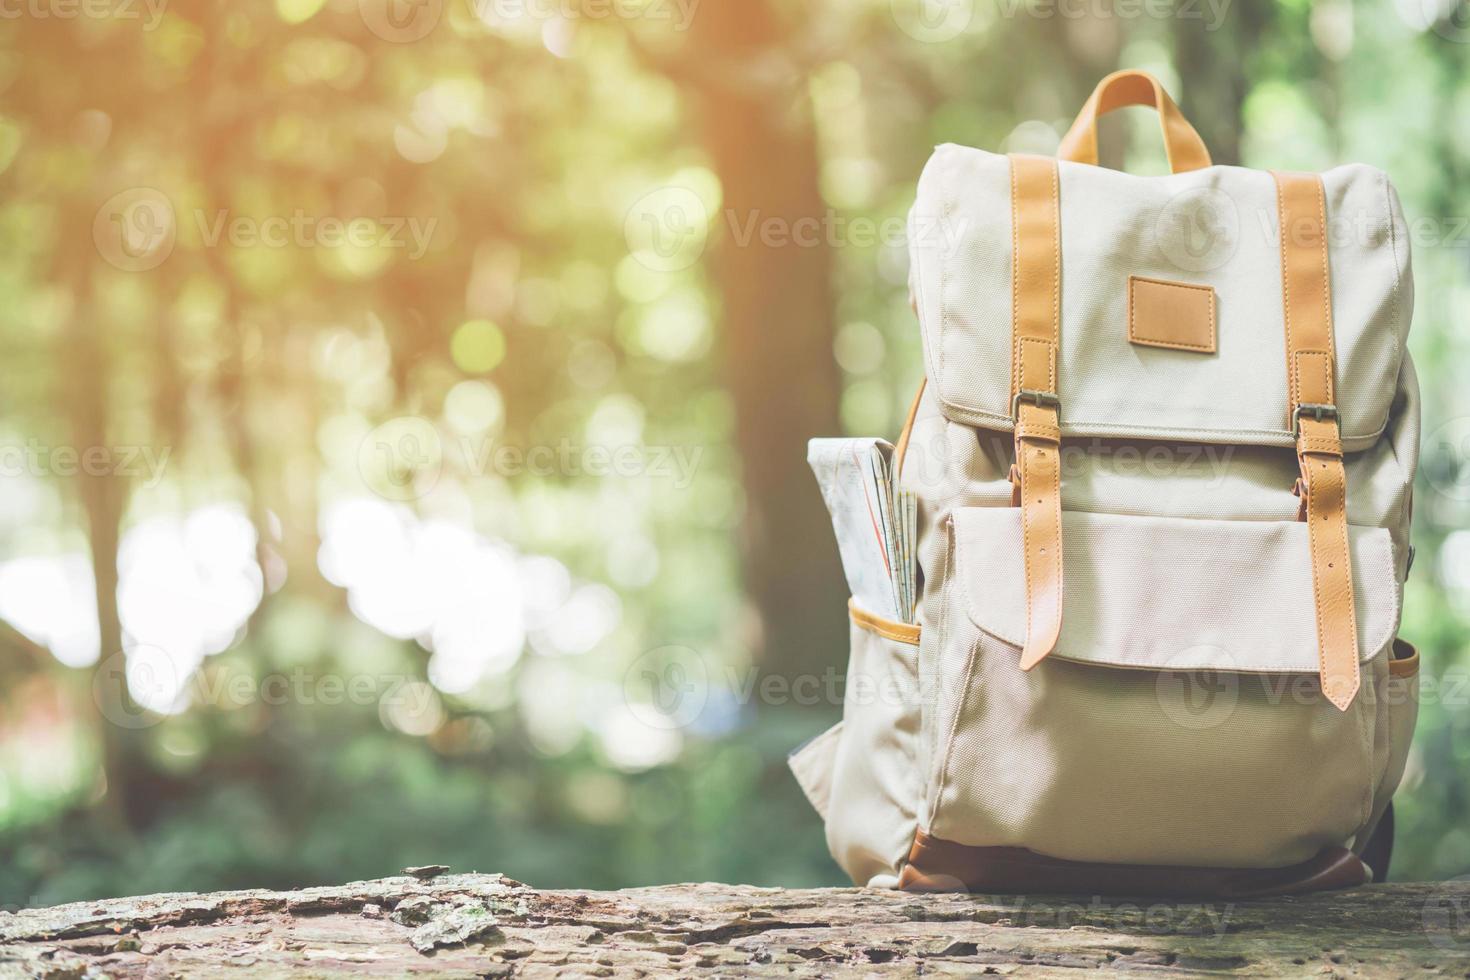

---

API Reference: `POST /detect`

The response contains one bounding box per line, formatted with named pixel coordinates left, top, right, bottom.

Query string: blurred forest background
left=1, top=0, right=1469, bottom=906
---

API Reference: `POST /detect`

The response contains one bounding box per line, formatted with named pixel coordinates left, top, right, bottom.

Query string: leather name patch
left=1128, top=275, right=1216, bottom=353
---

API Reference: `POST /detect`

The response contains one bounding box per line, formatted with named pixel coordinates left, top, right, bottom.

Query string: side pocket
left=788, top=722, right=843, bottom=822
left=1379, top=639, right=1420, bottom=803
left=825, top=600, right=922, bottom=887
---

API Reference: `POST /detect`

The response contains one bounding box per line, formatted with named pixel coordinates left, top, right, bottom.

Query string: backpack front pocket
left=923, top=507, right=1401, bottom=870
left=824, top=600, right=922, bottom=887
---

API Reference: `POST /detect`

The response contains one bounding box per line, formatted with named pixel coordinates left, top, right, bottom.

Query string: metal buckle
left=1012, top=388, right=1061, bottom=419
left=1292, top=402, right=1338, bottom=437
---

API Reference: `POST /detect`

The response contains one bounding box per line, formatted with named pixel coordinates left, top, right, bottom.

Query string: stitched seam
left=935, top=404, right=1388, bottom=447
left=926, top=518, right=966, bottom=832
left=1049, top=159, right=1060, bottom=354
left=1371, top=530, right=1400, bottom=663
left=1353, top=659, right=1372, bottom=828
left=1291, top=350, right=1334, bottom=409
left=1349, top=509, right=1371, bottom=828
left=1337, top=466, right=1360, bottom=692
left=1046, top=449, right=1060, bottom=647
left=1309, top=460, right=1360, bottom=706
left=1313, top=177, right=1337, bottom=405
left=1022, top=455, right=1036, bottom=651
left=1129, top=276, right=1136, bottom=343
left=1275, top=173, right=1297, bottom=414
left=938, top=167, right=951, bottom=410
left=1351, top=518, right=1396, bottom=827
left=1307, top=467, right=1330, bottom=694
left=1381, top=170, right=1404, bottom=386
left=1132, top=275, right=1215, bottom=292
left=1018, top=336, right=1056, bottom=393
left=1009, top=155, right=1021, bottom=401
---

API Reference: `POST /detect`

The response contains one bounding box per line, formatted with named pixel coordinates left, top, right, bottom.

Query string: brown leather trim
left=1127, top=275, right=1216, bottom=353
left=899, top=831, right=1368, bottom=899
left=1390, top=638, right=1420, bottom=678
left=848, top=599, right=920, bottom=646
left=1008, top=154, right=1064, bottom=672
left=1057, top=69, right=1212, bottom=174
left=1273, top=170, right=1359, bottom=712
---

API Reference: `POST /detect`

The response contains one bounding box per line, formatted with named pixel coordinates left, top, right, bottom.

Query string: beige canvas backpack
left=791, top=70, right=1421, bottom=897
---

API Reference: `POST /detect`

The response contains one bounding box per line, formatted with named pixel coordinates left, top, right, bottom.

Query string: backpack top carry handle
left=1057, top=68, right=1213, bottom=174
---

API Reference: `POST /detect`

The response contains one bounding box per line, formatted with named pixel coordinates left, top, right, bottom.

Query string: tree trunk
left=1171, top=0, right=1270, bottom=167
left=4, top=871, right=1468, bottom=977
left=680, top=0, right=847, bottom=678
left=58, top=237, right=141, bottom=838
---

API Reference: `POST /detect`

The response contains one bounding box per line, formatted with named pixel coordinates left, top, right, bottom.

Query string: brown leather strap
left=1008, top=154, right=1063, bottom=671
left=893, top=377, right=926, bottom=481
left=1057, top=69, right=1212, bottom=175
left=1273, top=170, right=1359, bottom=712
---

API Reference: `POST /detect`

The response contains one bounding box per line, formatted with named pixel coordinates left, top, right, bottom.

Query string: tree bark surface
left=4, top=871, right=1469, bottom=978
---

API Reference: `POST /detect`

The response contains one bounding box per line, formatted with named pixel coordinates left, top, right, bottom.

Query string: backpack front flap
left=907, top=147, right=1411, bottom=452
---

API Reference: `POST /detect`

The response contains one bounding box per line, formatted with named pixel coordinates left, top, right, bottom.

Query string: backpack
left=791, top=69, right=1420, bottom=897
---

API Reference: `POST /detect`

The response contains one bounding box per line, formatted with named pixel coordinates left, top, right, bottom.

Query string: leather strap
left=893, top=377, right=926, bottom=481
left=849, top=598, right=921, bottom=646
left=1273, top=170, right=1359, bottom=712
left=1057, top=69, right=1212, bottom=175
left=1008, top=154, right=1063, bottom=671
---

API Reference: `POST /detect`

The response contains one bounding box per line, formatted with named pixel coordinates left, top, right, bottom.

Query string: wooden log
left=3, top=870, right=1469, bottom=977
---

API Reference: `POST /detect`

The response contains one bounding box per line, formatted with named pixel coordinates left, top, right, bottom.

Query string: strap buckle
left=1292, top=402, right=1338, bottom=438
left=1012, top=388, right=1061, bottom=419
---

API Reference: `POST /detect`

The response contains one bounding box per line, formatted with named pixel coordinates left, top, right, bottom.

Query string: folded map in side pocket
left=808, top=437, right=917, bottom=624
